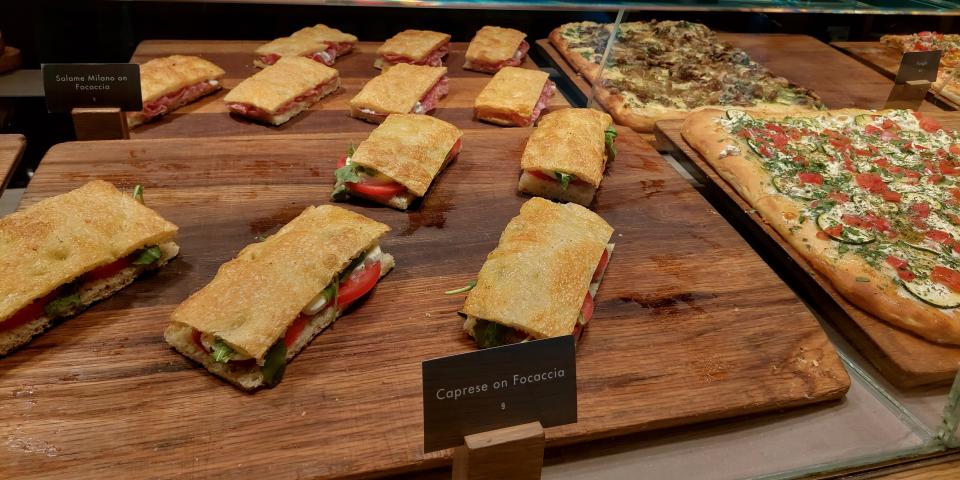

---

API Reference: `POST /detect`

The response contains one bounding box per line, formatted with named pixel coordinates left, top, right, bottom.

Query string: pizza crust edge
left=548, top=27, right=602, bottom=84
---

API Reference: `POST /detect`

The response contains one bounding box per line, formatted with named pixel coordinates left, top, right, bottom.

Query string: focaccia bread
left=375, top=29, right=450, bottom=69
left=332, top=114, right=463, bottom=210
left=129, top=55, right=225, bottom=127
left=254, top=36, right=327, bottom=66
left=474, top=67, right=554, bottom=127
left=165, top=205, right=393, bottom=390
left=519, top=108, right=615, bottom=206
left=256, top=25, right=357, bottom=68
left=462, top=198, right=614, bottom=347
left=1, top=180, right=179, bottom=355
left=349, top=63, right=448, bottom=123
left=464, top=26, right=528, bottom=73
left=683, top=108, right=960, bottom=345
left=291, top=24, right=358, bottom=45
left=225, top=56, right=340, bottom=125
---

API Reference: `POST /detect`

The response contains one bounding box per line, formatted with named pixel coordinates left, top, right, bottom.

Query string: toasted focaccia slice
left=464, top=26, right=529, bottom=73
left=128, top=55, right=225, bottom=128
left=375, top=29, right=450, bottom=70
left=225, top=56, right=340, bottom=126
left=331, top=114, right=462, bottom=210
left=255, top=24, right=358, bottom=68
left=519, top=108, right=616, bottom=206
left=474, top=67, right=556, bottom=127
left=0, top=180, right=179, bottom=356
left=165, top=205, right=393, bottom=390
left=461, top=197, right=614, bottom=348
left=349, top=63, right=448, bottom=124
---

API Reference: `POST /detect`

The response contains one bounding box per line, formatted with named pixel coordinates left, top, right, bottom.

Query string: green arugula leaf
left=335, top=163, right=362, bottom=184
left=43, top=293, right=82, bottom=317
left=211, top=339, right=235, bottom=363
left=604, top=126, right=618, bottom=162
left=132, top=185, right=144, bottom=204
left=444, top=280, right=477, bottom=295
left=132, top=246, right=162, bottom=266
left=555, top=172, right=574, bottom=190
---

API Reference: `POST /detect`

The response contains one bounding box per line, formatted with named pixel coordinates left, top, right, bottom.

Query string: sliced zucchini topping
left=816, top=204, right=876, bottom=245
left=903, top=278, right=960, bottom=309
left=772, top=175, right=820, bottom=201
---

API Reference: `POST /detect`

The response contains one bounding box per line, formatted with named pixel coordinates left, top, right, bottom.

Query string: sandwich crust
left=474, top=67, right=549, bottom=121
left=291, top=24, right=358, bottom=44
left=521, top=108, right=612, bottom=188
left=350, top=114, right=462, bottom=197
left=139, top=55, right=225, bottom=103
left=349, top=63, right=446, bottom=115
left=465, top=26, right=526, bottom=64
left=377, top=30, right=451, bottom=60
left=254, top=36, right=326, bottom=58
left=168, top=205, right=389, bottom=362
left=224, top=56, right=339, bottom=114
left=0, top=180, right=178, bottom=322
left=462, top=198, right=613, bottom=338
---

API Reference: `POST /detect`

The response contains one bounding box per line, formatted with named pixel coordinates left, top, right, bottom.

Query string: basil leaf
left=444, top=280, right=477, bottom=295
left=555, top=172, right=574, bottom=190
left=605, top=126, right=618, bottom=162
left=346, top=144, right=356, bottom=157
left=211, top=339, right=235, bottom=363
left=261, top=340, right=288, bottom=387
left=330, top=184, right=349, bottom=201
left=335, top=163, right=362, bottom=184
left=132, top=246, right=162, bottom=266
left=473, top=320, right=506, bottom=349
left=132, top=185, right=144, bottom=204
left=43, top=293, right=82, bottom=317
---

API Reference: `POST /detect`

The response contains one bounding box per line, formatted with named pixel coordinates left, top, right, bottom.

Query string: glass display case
left=1, top=2, right=960, bottom=479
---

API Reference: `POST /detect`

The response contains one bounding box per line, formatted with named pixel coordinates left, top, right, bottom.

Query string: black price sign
left=421, top=336, right=577, bottom=453
left=42, top=63, right=142, bottom=113
left=894, top=51, right=941, bottom=84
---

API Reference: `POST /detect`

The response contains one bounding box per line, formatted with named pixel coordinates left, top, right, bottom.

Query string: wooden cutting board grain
left=656, top=112, right=960, bottom=388
left=0, top=133, right=24, bottom=192
left=127, top=40, right=569, bottom=139
left=1, top=129, right=848, bottom=479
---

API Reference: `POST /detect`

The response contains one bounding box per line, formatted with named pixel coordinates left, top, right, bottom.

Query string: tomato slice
left=337, top=261, right=382, bottom=309
left=580, top=293, right=595, bottom=325
left=0, top=289, right=60, bottom=333
left=592, top=249, right=609, bottom=283
left=526, top=170, right=590, bottom=186
left=336, top=155, right=408, bottom=199
left=284, top=314, right=310, bottom=349
left=85, top=256, right=134, bottom=283
left=447, top=138, right=463, bottom=161
left=192, top=329, right=208, bottom=353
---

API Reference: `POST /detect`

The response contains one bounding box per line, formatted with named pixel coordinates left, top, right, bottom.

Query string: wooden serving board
left=128, top=40, right=569, bottom=139
left=0, top=133, right=24, bottom=193
left=1, top=129, right=849, bottom=479
left=832, top=41, right=960, bottom=110
left=656, top=112, right=960, bottom=388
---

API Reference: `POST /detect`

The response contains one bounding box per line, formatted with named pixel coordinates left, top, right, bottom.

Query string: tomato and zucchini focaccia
left=225, top=56, right=340, bottom=126
left=462, top=197, right=614, bottom=348
left=474, top=67, right=556, bottom=127
left=0, top=181, right=179, bottom=356
left=254, top=24, right=357, bottom=68
left=332, top=114, right=462, bottom=210
left=464, top=26, right=529, bottom=74
left=128, top=55, right=225, bottom=128
left=519, top=108, right=617, bottom=206
left=683, top=108, right=960, bottom=345
left=375, top=29, right=450, bottom=70
left=165, top=205, right=393, bottom=390
left=349, top=63, right=448, bottom=124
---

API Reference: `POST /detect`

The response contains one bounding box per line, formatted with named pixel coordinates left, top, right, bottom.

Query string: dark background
left=0, top=1, right=957, bottom=187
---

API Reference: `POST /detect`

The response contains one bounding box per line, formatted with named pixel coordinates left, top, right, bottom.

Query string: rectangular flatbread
left=224, top=56, right=340, bottom=125
left=474, top=66, right=554, bottom=127
left=375, top=29, right=450, bottom=69
left=129, top=55, right=225, bottom=127
left=464, top=26, right=528, bottom=73
left=349, top=63, right=447, bottom=123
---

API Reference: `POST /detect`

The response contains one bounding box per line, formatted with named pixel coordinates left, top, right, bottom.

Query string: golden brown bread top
left=0, top=180, right=178, bottom=321
left=351, top=114, right=462, bottom=197
left=291, top=24, right=358, bottom=44
left=474, top=67, right=549, bottom=120
left=377, top=29, right=450, bottom=60
left=465, top=26, right=526, bottom=64
left=462, top=198, right=613, bottom=338
left=521, top=108, right=613, bottom=188
left=224, top=56, right=339, bottom=114
left=169, top=205, right=389, bottom=362
left=139, top=55, right=225, bottom=103
left=349, top=63, right=446, bottom=114
left=254, top=35, right=326, bottom=58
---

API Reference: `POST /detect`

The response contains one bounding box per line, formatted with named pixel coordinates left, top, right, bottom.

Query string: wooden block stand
left=71, top=107, right=129, bottom=140
left=453, top=422, right=545, bottom=480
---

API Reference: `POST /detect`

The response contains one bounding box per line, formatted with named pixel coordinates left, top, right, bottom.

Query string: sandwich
left=164, top=205, right=393, bottom=390
left=464, top=26, right=529, bottom=73
left=375, top=29, right=450, bottom=70
left=254, top=24, right=358, bottom=68
left=224, top=56, right=340, bottom=126
left=518, top=109, right=617, bottom=206
left=128, top=55, right=225, bottom=128
left=460, top=197, right=614, bottom=348
left=474, top=66, right=556, bottom=127
left=349, top=63, right=448, bottom=124
left=0, top=180, right=179, bottom=356
left=331, top=114, right=462, bottom=210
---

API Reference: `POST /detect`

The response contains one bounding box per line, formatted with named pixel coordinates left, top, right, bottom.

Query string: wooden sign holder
left=884, top=79, right=932, bottom=110
left=452, top=422, right=545, bottom=480
left=71, top=107, right=129, bottom=141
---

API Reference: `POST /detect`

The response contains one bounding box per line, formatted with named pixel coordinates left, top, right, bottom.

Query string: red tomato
left=580, top=293, right=595, bottom=325
left=824, top=224, right=844, bottom=237
left=864, top=125, right=883, bottom=135
left=348, top=180, right=408, bottom=199
left=929, top=174, right=945, bottom=185
left=592, top=249, right=609, bottom=283
left=882, top=119, right=897, bottom=130
left=926, top=230, right=952, bottom=243
left=941, top=159, right=960, bottom=176
left=950, top=145, right=960, bottom=156
left=527, top=170, right=590, bottom=186
left=85, top=256, right=134, bottom=283
left=284, top=314, right=310, bottom=349
left=447, top=138, right=463, bottom=160
left=798, top=172, right=824, bottom=185
left=886, top=255, right=908, bottom=270
left=0, top=290, right=60, bottom=333
left=932, top=266, right=960, bottom=293
left=914, top=112, right=943, bottom=132
left=911, top=202, right=932, bottom=219
left=338, top=261, right=382, bottom=309
left=898, top=269, right=917, bottom=282
left=828, top=191, right=851, bottom=202
left=336, top=155, right=347, bottom=169
left=191, top=329, right=208, bottom=352
left=841, top=214, right=869, bottom=229
left=771, top=133, right=789, bottom=149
